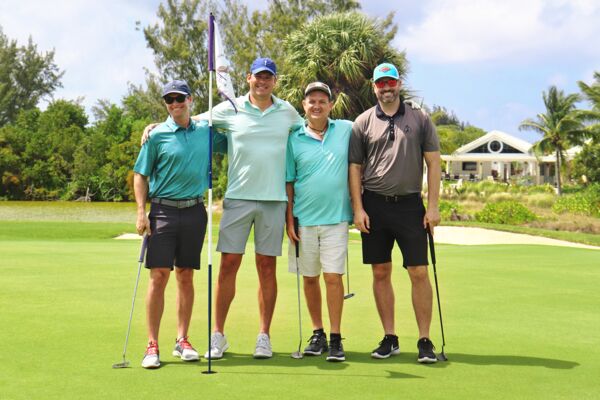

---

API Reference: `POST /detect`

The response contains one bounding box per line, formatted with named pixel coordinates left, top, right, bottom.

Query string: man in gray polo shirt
left=349, top=63, right=441, bottom=363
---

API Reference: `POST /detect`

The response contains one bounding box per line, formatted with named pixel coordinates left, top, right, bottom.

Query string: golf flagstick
left=113, top=235, right=148, bottom=369
left=427, top=226, right=448, bottom=361
left=203, top=13, right=217, bottom=375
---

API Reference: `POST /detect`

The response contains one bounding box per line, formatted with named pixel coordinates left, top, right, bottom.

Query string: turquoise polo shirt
left=134, top=116, right=227, bottom=199
left=286, top=119, right=353, bottom=227
left=199, top=93, right=302, bottom=201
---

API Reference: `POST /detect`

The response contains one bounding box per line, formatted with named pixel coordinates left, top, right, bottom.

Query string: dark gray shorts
left=216, top=199, right=286, bottom=256
left=146, top=202, right=207, bottom=269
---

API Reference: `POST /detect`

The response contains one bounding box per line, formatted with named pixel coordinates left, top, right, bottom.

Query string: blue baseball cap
left=373, top=63, right=400, bottom=82
left=162, top=80, right=191, bottom=97
left=250, top=57, right=277, bottom=75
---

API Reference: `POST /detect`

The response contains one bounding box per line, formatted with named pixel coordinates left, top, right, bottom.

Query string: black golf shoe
left=326, top=334, right=345, bottom=362
left=303, top=329, right=328, bottom=355
left=371, top=334, right=400, bottom=359
left=417, top=337, right=438, bottom=363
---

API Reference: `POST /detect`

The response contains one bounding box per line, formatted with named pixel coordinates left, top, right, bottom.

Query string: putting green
left=1, top=219, right=599, bottom=399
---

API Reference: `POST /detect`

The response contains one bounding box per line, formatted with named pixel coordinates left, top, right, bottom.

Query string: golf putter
left=113, top=235, right=148, bottom=368
left=344, top=252, right=355, bottom=299
left=291, top=218, right=304, bottom=359
left=427, top=227, right=448, bottom=361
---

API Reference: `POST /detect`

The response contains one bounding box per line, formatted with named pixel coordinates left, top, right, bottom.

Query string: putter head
left=343, top=293, right=355, bottom=300
left=112, top=361, right=130, bottom=369
left=291, top=351, right=303, bottom=359
left=437, top=352, right=448, bottom=362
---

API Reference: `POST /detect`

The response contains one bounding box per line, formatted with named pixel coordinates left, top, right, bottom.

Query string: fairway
left=1, top=213, right=599, bottom=399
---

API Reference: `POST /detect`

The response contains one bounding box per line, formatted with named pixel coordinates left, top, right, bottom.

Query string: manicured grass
left=1, top=219, right=599, bottom=399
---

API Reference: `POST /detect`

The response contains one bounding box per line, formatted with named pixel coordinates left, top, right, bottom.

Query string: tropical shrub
left=476, top=201, right=537, bottom=224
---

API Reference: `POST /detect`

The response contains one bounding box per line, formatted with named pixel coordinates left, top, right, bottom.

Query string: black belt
left=363, top=189, right=420, bottom=203
left=151, top=197, right=203, bottom=208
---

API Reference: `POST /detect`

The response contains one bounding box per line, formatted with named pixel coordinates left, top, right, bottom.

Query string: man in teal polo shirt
left=286, top=82, right=353, bottom=362
left=134, top=79, right=226, bottom=369
left=201, top=58, right=303, bottom=359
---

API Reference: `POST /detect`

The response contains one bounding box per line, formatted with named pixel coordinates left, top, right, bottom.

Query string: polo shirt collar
left=375, top=98, right=405, bottom=120
left=299, top=118, right=336, bottom=136
left=242, top=92, right=281, bottom=110
left=165, top=116, right=195, bottom=131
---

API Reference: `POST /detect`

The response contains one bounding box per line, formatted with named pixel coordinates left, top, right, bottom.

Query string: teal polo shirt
left=286, top=119, right=353, bottom=227
left=199, top=93, right=303, bottom=201
left=134, top=116, right=227, bottom=199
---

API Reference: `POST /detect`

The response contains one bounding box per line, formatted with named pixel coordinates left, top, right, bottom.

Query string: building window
left=488, top=140, right=504, bottom=153
left=462, top=162, right=477, bottom=171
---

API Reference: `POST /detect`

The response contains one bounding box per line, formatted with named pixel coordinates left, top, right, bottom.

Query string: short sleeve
left=348, top=119, right=366, bottom=165
left=133, top=139, right=157, bottom=177
left=421, top=113, right=440, bottom=152
left=285, top=136, right=297, bottom=183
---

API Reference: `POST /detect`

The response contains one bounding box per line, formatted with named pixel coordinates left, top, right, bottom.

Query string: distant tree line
left=2, top=0, right=596, bottom=201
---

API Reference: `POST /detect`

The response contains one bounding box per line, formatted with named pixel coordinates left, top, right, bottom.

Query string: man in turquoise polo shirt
left=134, top=79, right=226, bottom=369
left=286, top=82, right=353, bottom=362
left=202, top=58, right=303, bottom=359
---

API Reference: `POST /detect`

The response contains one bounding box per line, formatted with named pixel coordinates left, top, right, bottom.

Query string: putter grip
left=138, top=235, right=149, bottom=263
left=293, top=217, right=299, bottom=258
left=427, top=227, right=436, bottom=265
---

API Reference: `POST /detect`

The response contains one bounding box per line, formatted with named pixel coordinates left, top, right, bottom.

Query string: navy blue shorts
left=146, top=202, right=207, bottom=269
left=360, top=190, right=428, bottom=268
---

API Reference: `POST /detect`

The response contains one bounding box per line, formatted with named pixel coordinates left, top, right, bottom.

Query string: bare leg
left=175, top=267, right=194, bottom=339
left=407, top=265, right=433, bottom=339
left=256, top=253, right=277, bottom=335
left=146, top=268, right=171, bottom=342
left=372, top=263, right=395, bottom=335
left=303, top=275, right=323, bottom=330
left=214, top=253, right=243, bottom=334
left=323, top=273, right=344, bottom=334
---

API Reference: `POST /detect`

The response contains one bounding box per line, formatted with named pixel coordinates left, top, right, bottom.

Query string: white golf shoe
left=253, top=333, right=273, bottom=359
left=204, top=332, right=229, bottom=359
left=142, top=341, right=160, bottom=369
left=172, top=337, right=200, bottom=361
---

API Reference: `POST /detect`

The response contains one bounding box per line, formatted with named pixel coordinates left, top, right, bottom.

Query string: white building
left=441, top=130, right=580, bottom=185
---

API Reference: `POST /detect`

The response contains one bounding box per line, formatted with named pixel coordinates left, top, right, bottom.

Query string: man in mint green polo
left=201, top=58, right=303, bottom=359
left=285, top=82, right=353, bottom=362
left=134, top=79, right=226, bottom=369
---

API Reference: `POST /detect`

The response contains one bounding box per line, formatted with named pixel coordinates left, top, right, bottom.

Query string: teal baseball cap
left=373, top=63, right=399, bottom=82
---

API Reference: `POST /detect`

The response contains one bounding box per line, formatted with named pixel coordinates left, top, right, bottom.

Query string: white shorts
left=288, top=222, right=348, bottom=277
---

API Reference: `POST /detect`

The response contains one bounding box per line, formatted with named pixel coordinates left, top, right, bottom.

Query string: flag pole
left=202, top=12, right=216, bottom=375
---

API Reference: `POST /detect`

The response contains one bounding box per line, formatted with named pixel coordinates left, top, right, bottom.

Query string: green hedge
left=552, top=184, right=600, bottom=217
left=476, top=200, right=537, bottom=224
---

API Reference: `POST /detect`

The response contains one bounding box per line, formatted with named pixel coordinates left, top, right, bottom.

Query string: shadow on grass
left=447, top=353, right=579, bottom=369
left=192, top=352, right=425, bottom=379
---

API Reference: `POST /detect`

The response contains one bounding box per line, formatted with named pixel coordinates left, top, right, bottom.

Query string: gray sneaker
left=253, top=333, right=273, bottom=359
left=326, top=335, right=345, bottom=362
left=303, top=330, right=328, bottom=356
left=203, top=332, right=229, bottom=359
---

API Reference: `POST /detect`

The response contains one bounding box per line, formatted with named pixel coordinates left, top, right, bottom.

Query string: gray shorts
left=217, top=199, right=287, bottom=256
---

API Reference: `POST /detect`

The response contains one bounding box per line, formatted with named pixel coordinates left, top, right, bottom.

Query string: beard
left=376, top=89, right=399, bottom=104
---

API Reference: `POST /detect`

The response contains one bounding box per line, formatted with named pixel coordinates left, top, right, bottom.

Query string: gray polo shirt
left=349, top=101, right=439, bottom=196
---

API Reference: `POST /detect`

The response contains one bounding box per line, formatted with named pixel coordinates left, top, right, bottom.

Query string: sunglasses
left=164, top=94, right=188, bottom=104
left=374, top=79, right=399, bottom=89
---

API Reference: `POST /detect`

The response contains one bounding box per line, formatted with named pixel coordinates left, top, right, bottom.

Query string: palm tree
left=519, top=86, right=585, bottom=195
left=577, top=71, right=600, bottom=143
left=277, top=12, right=408, bottom=120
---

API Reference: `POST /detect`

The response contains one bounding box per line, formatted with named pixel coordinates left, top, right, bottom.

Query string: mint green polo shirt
left=134, top=116, right=227, bottom=199
left=286, top=119, right=353, bottom=226
left=199, top=93, right=303, bottom=201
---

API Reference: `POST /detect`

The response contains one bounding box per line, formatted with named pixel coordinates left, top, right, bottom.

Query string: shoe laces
left=419, top=338, right=436, bottom=352
left=256, top=334, right=271, bottom=349
left=210, top=333, right=223, bottom=348
left=177, top=336, right=193, bottom=350
left=308, top=332, right=323, bottom=344
left=330, top=336, right=343, bottom=350
left=146, top=341, right=159, bottom=355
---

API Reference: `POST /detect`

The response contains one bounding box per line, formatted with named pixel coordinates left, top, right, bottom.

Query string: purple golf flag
left=208, top=13, right=237, bottom=112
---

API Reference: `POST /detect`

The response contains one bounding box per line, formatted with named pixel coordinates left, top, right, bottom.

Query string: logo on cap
left=380, top=66, right=391, bottom=72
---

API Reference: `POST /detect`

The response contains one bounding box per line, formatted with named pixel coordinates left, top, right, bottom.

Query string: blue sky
left=1, top=0, right=599, bottom=143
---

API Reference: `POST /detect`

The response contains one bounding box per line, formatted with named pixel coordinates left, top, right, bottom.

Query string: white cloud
left=0, top=0, right=159, bottom=111
left=396, top=0, right=600, bottom=64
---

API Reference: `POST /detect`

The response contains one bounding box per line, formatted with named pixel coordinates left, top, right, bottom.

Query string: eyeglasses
left=164, top=94, right=188, bottom=104
left=388, top=119, right=395, bottom=141
left=374, top=79, right=399, bottom=89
